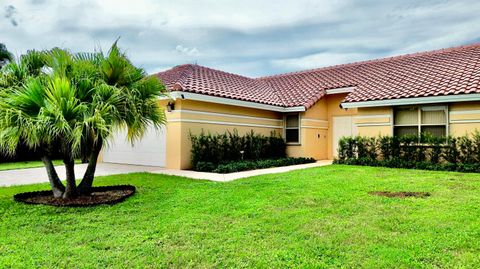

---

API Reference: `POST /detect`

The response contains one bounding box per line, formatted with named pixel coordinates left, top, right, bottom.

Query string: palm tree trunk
left=62, top=158, right=77, bottom=199
left=41, top=155, right=65, bottom=198
left=78, top=137, right=103, bottom=195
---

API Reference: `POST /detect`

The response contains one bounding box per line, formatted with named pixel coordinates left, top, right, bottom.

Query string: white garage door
left=332, top=116, right=357, bottom=158
left=103, top=126, right=166, bottom=167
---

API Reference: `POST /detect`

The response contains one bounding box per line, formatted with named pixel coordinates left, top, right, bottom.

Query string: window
left=285, top=114, right=300, bottom=143
left=394, top=106, right=447, bottom=138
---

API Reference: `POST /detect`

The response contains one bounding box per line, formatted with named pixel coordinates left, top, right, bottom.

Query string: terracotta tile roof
left=154, top=64, right=284, bottom=106
left=155, top=43, right=480, bottom=109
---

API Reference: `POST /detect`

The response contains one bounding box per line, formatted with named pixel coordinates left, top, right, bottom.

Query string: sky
left=1, top=0, right=480, bottom=77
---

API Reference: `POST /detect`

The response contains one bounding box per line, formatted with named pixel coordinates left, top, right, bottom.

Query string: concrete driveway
left=0, top=163, right=162, bottom=187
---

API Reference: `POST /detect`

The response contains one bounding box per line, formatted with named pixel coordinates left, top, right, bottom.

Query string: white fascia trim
left=170, top=109, right=283, bottom=122
left=284, top=106, right=306, bottom=112
left=325, top=86, right=356, bottom=95
left=168, top=119, right=282, bottom=129
left=341, top=94, right=480, bottom=108
left=167, top=91, right=306, bottom=112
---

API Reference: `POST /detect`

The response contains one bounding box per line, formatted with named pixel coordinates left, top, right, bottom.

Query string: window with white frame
left=394, top=106, right=447, bottom=138
left=285, top=114, right=300, bottom=143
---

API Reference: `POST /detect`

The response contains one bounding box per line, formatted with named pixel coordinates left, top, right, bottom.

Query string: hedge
left=334, top=132, right=480, bottom=173
left=190, top=130, right=286, bottom=170
left=0, top=141, right=63, bottom=164
left=197, top=157, right=317, bottom=173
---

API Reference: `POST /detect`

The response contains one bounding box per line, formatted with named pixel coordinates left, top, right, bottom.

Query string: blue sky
left=1, top=0, right=480, bottom=77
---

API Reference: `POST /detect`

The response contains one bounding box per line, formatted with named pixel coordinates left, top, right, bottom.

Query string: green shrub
left=422, top=134, right=445, bottom=164
left=194, top=162, right=217, bottom=172
left=212, top=157, right=316, bottom=173
left=334, top=133, right=480, bottom=173
left=378, top=136, right=393, bottom=160
left=472, top=131, right=480, bottom=162
left=190, top=130, right=286, bottom=169
left=338, top=136, right=356, bottom=160
left=444, top=137, right=459, bottom=164
left=458, top=135, right=475, bottom=163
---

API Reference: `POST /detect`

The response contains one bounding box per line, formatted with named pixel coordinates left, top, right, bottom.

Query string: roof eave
left=161, top=91, right=306, bottom=112
left=341, top=93, right=480, bottom=108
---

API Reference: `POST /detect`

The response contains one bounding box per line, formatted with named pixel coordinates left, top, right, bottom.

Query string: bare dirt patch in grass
left=14, top=185, right=135, bottom=206
left=369, top=191, right=430, bottom=198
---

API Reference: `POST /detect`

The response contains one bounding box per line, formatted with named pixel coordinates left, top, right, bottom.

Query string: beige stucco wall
left=449, top=101, right=480, bottom=136
left=164, top=99, right=283, bottom=169
left=355, top=106, right=393, bottom=137
left=355, top=101, right=480, bottom=138
left=286, top=93, right=359, bottom=160
left=286, top=98, right=328, bottom=159
left=106, top=97, right=480, bottom=170
left=166, top=95, right=360, bottom=168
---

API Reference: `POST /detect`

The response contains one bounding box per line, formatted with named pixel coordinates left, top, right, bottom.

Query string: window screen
left=395, top=108, right=418, bottom=125
left=421, top=126, right=446, bottom=137
left=394, top=106, right=447, bottom=138
left=285, top=114, right=300, bottom=143
left=394, top=126, right=418, bottom=137
left=421, top=109, right=446, bottom=125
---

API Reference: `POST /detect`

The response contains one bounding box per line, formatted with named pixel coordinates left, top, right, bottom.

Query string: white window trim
left=393, top=105, right=448, bottom=138
left=284, top=113, right=301, bottom=145
left=446, top=104, right=450, bottom=136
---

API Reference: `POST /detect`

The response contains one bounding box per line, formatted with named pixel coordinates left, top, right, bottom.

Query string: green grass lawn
left=0, top=160, right=62, bottom=171
left=0, top=159, right=82, bottom=171
left=1, top=165, right=480, bottom=268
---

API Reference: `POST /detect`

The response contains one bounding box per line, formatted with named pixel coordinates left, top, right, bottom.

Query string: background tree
left=0, top=42, right=167, bottom=198
left=0, top=43, right=13, bottom=67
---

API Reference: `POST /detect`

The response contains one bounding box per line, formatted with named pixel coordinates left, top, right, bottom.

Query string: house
left=101, top=43, right=480, bottom=169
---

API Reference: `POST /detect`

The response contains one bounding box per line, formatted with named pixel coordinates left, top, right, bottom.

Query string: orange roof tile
left=155, top=43, right=480, bottom=109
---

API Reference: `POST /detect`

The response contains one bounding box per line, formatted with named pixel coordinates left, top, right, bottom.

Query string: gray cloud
left=29, top=0, right=47, bottom=5
left=4, top=5, right=17, bottom=26
left=1, top=0, right=480, bottom=77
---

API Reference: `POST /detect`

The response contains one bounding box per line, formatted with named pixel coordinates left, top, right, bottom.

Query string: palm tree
left=0, top=49, right=46, bottom=88
left=0, top=41, right=167, bottom=198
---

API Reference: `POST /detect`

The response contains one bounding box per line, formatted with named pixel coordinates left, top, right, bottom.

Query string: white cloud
left=158, top=0, right=345, bottom=30
left=1, top=0, right=480, bottom=77
left=271, top=52, right=371, bottom=71
left=175, top=45, right=199, bottom=56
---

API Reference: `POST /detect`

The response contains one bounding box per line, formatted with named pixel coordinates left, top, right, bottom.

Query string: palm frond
left=45, top=48, right=73, bottom=78
left=20, top=50, right=48, bottom=76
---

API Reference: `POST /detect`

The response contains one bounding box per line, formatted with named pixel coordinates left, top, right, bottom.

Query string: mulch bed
left=369, top=191, right=430, bottom=198
left=14, top=185, right=136, bottom=207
